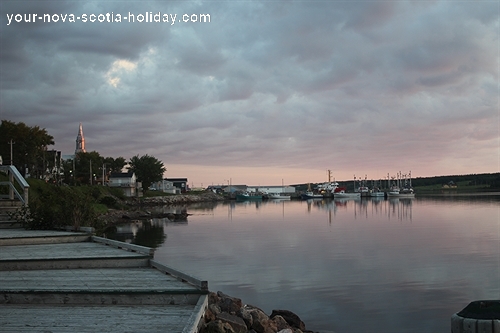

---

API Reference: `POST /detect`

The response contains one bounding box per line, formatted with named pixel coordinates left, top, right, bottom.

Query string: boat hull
left=300, top=194, right=323, bottom=200
left=268, top=195, right=291, bottom=200
left=387, top=193, right=415, bottom=198
left=334, top=193, right=361, bottom=199
left=236, top=194, right=262, bottom=201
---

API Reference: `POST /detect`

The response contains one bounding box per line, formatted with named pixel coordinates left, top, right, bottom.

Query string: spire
left=75, top=122, right=86, bottom=154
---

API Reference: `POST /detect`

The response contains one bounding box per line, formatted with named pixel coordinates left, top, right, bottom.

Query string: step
left=0, top=220, right=22, bottom=229
left=0, top=241, right=152, bottom=270
left=0, top=294, right=208, bottom=333
left=0, top=229, right=91, bottom=246
left=0, top=267, right=206, bottom=305
left=0, top=200, right=23, bottom=208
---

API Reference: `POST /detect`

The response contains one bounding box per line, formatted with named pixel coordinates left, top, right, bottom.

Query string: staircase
left=0, top=165, right=29, bottom=229
left=0, top=200, right=23, bottom=229
left=0, top=232, right=208, bottom=332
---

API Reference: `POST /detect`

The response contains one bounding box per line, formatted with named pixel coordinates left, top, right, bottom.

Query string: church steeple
left=75, top=123, right=86, bottom=154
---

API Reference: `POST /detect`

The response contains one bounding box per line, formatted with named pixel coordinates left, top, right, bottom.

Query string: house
left=166, top=178, right=188, bottom=193
left=149, top=179, right=177, bottom=194
left=442, top=181, right=458, bottom=189
left=108, top=172, right=142, bottom=197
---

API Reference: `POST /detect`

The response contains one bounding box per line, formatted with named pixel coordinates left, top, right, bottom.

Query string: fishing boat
left=387, top=171, right=415, bottom=198
left=370, top=187, right=385, bottom=197
left=236, top=192, right=263, bottom=201
left=355, top=175, right=370, bottom=196
left=268, top=193, right=291, bottom=200
left=333, top=187, right=361, bottom=199
left=301, top=183, right=323, bottom=200
left=300, top=191, right=323, bottom=199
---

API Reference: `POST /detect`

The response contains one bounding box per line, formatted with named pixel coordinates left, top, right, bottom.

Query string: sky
left=0, top=0, right=498, bottom=188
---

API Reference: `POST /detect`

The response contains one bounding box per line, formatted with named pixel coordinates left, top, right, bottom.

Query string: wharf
left=0, top=228, right=208, bottom=333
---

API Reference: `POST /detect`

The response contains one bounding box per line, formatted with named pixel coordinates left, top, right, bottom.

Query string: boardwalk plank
left=0, top=304, right=196, bottom=333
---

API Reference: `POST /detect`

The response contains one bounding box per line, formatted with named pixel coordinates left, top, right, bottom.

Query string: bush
left=99, top=195, right=120, bottom=209
left=21, top=179, right=98, bottom=230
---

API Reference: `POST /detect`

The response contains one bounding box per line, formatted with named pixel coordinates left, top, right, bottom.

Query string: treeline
left=0, top=120, right=166, bottom=190
left=412, top=173, right=500, bottom=189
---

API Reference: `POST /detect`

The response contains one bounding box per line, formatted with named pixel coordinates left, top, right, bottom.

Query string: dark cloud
left=0, top=0, right=497, bottom=184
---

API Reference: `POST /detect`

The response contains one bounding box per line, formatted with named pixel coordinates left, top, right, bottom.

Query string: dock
left=0, top=228, right=208, bottom=333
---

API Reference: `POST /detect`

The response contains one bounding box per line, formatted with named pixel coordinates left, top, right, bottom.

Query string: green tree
left=74, top=151, right=103, bottom=185
left=127, top=154, right=166, bottom=190
left=0, top=120, right=54, bottom=177
left=103, top=156, right=126, bottom=174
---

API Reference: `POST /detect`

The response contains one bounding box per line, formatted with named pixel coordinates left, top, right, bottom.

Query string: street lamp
left=102, top=163, right=107, bottom=186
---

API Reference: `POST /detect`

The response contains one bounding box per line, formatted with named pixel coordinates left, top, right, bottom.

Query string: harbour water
left=110, top=194, right=500, bottom=333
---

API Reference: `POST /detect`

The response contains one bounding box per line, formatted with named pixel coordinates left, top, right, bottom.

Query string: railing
left=0, top=165, right=29, bottom=205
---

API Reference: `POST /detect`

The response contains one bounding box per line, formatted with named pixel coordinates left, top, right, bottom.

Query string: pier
left=0, top=228, right=208, bottom=332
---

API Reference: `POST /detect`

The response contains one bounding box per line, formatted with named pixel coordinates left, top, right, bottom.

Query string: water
left=109, top=194, right=500, bottom=333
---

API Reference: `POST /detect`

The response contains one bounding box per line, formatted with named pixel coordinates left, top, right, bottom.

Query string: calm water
left=110, top=194, right=500, bottom=333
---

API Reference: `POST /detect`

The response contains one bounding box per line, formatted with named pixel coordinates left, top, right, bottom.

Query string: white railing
left=0, top=165, right=29, bottom=205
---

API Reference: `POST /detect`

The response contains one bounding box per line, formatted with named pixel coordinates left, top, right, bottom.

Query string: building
left=149, top=179, right=177, bottom=194
left=166, top=178, right=188, bottom=193
left=108, top=172, right=142, bottom=197
left=75, top=123, right=86, bottom=154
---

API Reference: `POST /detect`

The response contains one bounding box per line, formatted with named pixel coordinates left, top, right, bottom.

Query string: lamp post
left=8, top=139, right=14, bottom=165
left=102, top=163, right=107, bottom=186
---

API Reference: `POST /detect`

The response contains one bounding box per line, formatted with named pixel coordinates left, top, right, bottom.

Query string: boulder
left=217, top=291, right=243, bottom=314
left=204, top=319, right=235, bottom=333
left=272, top=315, right=291, bottom=331
left=278, top=330, right=293, bottom=333
left=270, top=310, right=306, bottom=331
left=204, top=303, right=221, bottom=322
left=217, top=312, right=248, bottom=333
left=238, top=305, right=278, bottom=333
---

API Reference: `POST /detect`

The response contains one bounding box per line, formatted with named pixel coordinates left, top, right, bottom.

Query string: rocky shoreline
left=98, top=192, right=224, bottom=225
left=134, top=192, right=225, bottom=206
left=204, top=291, right=318, bottom=333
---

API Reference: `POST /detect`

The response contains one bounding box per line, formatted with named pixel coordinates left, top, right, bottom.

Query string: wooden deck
left=0, top=228, right=208, bottom=333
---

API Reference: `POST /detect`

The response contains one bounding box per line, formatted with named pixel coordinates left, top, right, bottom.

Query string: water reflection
left=105, top=194, right=500, bottom=332
left=107, top=219, right=167, bottom=248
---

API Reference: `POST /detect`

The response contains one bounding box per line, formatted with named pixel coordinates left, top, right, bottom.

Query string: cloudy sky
left=1, top=0, right=498, bottom=187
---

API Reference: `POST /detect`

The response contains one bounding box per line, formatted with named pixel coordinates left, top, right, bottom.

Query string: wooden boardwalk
left=0, top=228, right=208, bottom=333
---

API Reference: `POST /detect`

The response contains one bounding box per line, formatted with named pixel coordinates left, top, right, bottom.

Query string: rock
left=244, top=305, right=275, bottom=333
left=204, top=303, right=221, bottom=322
left=270, top=310, right=306, bottom=331
left=237, top=305, right=254, bottom=328
left=272, top=315, right=290, bottom=331
left=217, top=291, right=243, bottom=314
left=217, top=312, right=248, bottom=333
left=204, top=319, right=235, bottom=333
left=201, top=292, right=315, bottom=333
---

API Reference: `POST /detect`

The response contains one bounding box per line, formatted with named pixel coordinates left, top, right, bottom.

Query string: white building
left=108, top=172, right=142, bottom=197
left=149, top=179, right=178, bottom=194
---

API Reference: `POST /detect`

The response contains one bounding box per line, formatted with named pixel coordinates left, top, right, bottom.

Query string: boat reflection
left=308, top=197, right=414, bottom=222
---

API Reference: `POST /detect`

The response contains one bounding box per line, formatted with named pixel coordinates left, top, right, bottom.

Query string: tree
left=127, top=154, right=166, bottom=190
left=73, top=151, right=103, bottom=185
left=0, top=120, right=54, bottom=177
left=103, top=156, right=126, bottom=174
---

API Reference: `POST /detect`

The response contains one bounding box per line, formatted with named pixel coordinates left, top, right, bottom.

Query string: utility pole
left=8, top=139, right=14, bottom=165
left=102, top=163, right=106, bottom=186
left=90, top=160, right=92, bottom=185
